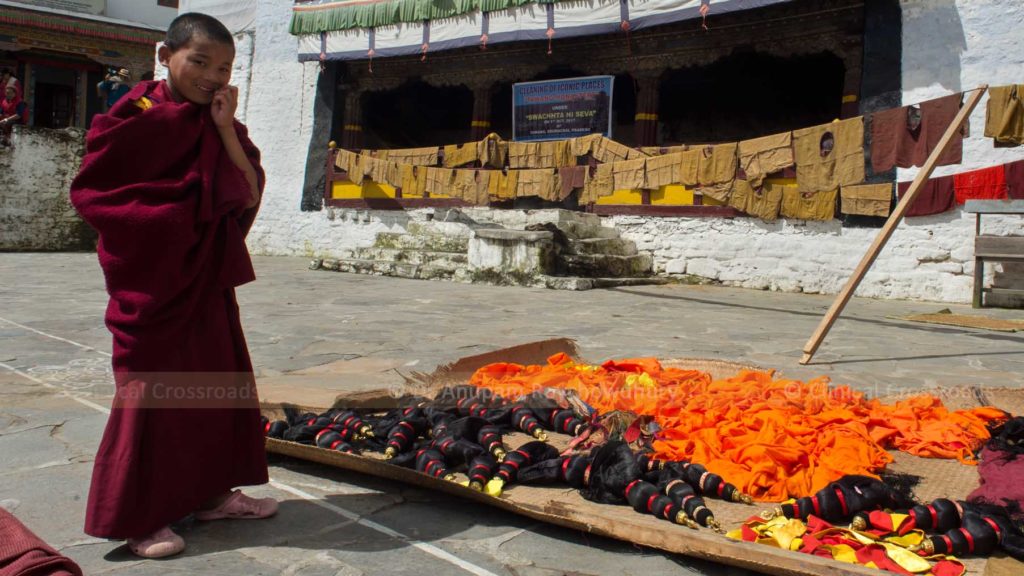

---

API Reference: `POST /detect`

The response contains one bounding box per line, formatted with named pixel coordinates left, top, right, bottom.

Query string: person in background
left=0, top=84, right=27, bottom=147
left=96, top=68, right=132, bottom=112
left=1, top=67, right=19, bottom=92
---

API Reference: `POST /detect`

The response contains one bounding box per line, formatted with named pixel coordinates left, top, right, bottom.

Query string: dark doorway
left=31, top=64, right=78, bottom=128
left=360, top=80, right=473, bottom=148
left=658, top=51, right=845, bottom=144
left=34, top=83, right=75, bottom=128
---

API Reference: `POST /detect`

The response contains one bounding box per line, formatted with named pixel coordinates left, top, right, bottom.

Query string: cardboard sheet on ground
left=259, top=338, right=1022, bottom=576
left=891, top=309, right=1024, bottom=332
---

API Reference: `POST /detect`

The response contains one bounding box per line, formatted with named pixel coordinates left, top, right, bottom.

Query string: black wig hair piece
left=424, top=407, right=457, bottom=437
left=778, top=475, right=914, bottom=523
left=283, top=422, right=357, bottom=445
left=508, top=403, right=547, bottom=440
left=922, top=510, right=1024, bottom=560
left=433, top=385, right=500, bottom=413
left=439, top=416, right=486, bottom=442
left=904, top=498, right=965, bottom=533
left=634, top=452, right=666, bottom=479
left=520, top=392, right=587, bottom=436
left=431, top=435, right=484, bottom=467
left=878, top=471, right=922, bottom=506
left=260, top=416, right=289, bottom=439
left=624, top=479, right=697, bottom=528
left=477, top=423, right=506, bottom=460
left=370, top=406, right=423, bottom=438
left=665, top=461, right=751, bottom=504
left=518, top=454, right=594, bottom=489
left=467, top=453, right=499, bottom=491
left=384, top=416, right=428, bottom=457
left=416, top=448, right=454, bottom=480
left=325, top=410, right=374, bottom=438
left=536, top=407, right=587, bottom=436
left=495, top=441, right=560, bottom=487
left=515, top=457, right=567, bottom=486
left=655, top=467, right=719, bottom=530
left=314, top=429, right=358, bottom=454
left=987, top=416, right=1024, bottom=459
left=582, top=441, right=641, bottom=505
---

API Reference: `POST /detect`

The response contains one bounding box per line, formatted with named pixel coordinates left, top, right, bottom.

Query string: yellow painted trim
left=701, top=194, right=727, bottom=206
left=343, top=124, right=363, bottom=131
left=332, top=180, right=397, bottom=199
left=471, top=120, right=491, bottom=127
left=650, top=185, right=694, bottom=206
left=595, top=189, right=644, bottom=205
left=842, top=94, right=858, bottom=103
left=634, top=113, right=658, bottom=121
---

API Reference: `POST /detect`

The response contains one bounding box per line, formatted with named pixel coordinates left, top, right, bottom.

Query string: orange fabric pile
left=469, top=354, right=1006, bottom=502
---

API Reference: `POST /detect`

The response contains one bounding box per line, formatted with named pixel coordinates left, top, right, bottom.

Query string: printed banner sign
left=513, top=75, right=613, bottom=142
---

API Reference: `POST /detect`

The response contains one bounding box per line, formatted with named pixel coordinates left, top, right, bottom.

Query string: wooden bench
left=964, top=199, right=1024, bottom=307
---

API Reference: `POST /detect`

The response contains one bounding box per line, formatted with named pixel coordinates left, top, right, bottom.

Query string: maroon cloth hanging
left=897, top=174, right=956, bottom=217
left=1004, top=159, right=1024, bottom=199
left=70, top=80, right=269, bottom=539
left=871, top=94, right=964, bottom=173
left=558, top=166, right=586, bottom=200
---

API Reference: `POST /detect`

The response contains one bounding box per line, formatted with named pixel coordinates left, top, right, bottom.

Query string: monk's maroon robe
left=70, top=81, right=268, bottom=539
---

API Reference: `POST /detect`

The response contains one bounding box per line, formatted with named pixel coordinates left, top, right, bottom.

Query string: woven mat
left=891, top=309, right=1024, bottom=332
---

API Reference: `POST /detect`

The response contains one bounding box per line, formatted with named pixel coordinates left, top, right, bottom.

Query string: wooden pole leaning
left=799, top=85, right=988, bottom=365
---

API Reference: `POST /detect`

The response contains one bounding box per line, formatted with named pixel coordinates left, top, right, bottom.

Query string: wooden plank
left=975, top=255, right=1024, bottom=262
left=987, top=287, right=1024, bottom=296
left=800, top=86, right=988, bottom=364
left=964, top=199, right=1024, bottom=214
left=975, top=236, right=1024, bottom=257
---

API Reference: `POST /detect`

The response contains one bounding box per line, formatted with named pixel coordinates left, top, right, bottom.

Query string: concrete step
left=352, top=247, right=469, bottom=266
left=541, top=275, right=670, bottom=290
left=405, top=220, right=475, bottom=238
left=567, top=237, right=638, bottom=256
left=317, top=258, right=462, bottom=282
left=558, top=220, right=622, bottom=240
left=461, top=208, right=618, bottom=240
left=561, top=253, right=654, bottom=278
left=374, top=232, right=471, bottom=252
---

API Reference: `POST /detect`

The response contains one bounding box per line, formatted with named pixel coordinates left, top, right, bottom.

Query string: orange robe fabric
left=470, top=354, right=1004, bottom=502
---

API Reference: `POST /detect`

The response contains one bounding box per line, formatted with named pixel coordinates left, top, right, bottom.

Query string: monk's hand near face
left=212, top=85, right=260, bottom=208
left=211, top=85, right=238, bottom=128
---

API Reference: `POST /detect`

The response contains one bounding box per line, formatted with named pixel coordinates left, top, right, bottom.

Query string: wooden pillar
left=839, top=46, right=863, bottom=119
left=633, top=74, right=660, bottom=147
left=340, top=90, right=364, bottom=150
left=470, top=84, right=493, bottom=140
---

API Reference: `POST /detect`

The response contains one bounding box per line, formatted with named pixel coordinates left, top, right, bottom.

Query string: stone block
left=664, top=259, right=687, bottom=274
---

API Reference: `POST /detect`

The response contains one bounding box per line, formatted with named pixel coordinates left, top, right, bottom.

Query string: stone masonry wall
left=608, top=211, right=1024, bottom=303
left=0, top=127, right=94, bottom=251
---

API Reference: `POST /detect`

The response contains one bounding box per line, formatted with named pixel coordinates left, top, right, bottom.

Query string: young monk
left=70, top=13, right=275, bottom=559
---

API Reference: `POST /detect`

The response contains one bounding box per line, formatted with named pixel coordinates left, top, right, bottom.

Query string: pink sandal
left=195, top=490, right=278, bottom=521
left=127, top=526, right=185, bottom=558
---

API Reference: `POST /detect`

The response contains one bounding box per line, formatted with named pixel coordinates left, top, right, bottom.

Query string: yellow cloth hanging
left=793, top=118, right=865, bottom=193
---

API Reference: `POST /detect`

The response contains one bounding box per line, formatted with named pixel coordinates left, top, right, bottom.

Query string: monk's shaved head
left=165, top=12, right=233, bottom=51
